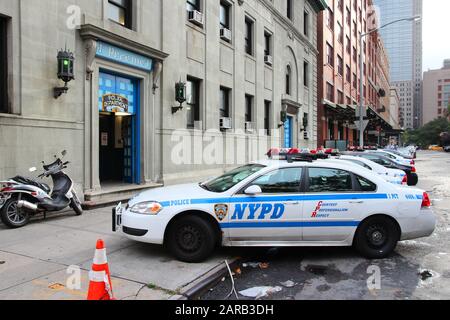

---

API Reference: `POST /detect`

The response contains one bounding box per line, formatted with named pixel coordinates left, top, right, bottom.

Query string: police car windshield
left=200, top=164, right=266, bottom=193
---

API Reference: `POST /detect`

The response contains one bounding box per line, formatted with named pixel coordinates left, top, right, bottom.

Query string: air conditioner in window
left=264, top=55, right=273, bottom=66
left=220, top=28, right=232, bottom=42
left=220, top=117, right=233, bottom=130
left=245, top=122, right=255, bottom=133
left=188, top=10, right=204, bottom=27
left=304, top=131, right=310, bottom=140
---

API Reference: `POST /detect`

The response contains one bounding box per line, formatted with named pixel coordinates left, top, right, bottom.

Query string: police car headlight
left=130, top=202, right=163, bottom=215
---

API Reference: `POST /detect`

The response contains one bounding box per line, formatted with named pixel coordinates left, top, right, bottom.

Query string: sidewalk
left=0, top=207, right=234, bottom=300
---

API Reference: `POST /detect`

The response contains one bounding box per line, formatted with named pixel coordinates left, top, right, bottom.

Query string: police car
left=327, top=155, right=408, bottom=185
left=113, top=149, right=435, bottom=263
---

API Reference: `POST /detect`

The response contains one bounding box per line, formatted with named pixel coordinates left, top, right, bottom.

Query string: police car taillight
left=411, top=166, right=417, bottom=173
left=421, top=192, right=431, bottom=208
left=410, top=160, right=415, bottom=165
left=401, top=175, right=408, bottom=185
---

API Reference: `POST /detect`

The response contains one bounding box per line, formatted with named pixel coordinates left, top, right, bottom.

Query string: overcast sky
left=423, top=0, right=450, bottom=71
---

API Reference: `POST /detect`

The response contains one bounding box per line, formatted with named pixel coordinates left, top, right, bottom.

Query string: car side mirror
left=244, top=185, right=262, bottom=195
left=29, top=167, right=37, bottom=173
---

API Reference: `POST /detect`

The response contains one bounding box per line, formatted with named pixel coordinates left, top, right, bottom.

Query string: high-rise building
left=373, top=0, right=423, bottom=129
left=422, top=60, right=450, bottom=125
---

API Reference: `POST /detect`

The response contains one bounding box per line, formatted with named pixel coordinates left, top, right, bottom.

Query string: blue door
left=284, top=116, right=294, bottom=148
left=99, top=72, right=140, bottom=184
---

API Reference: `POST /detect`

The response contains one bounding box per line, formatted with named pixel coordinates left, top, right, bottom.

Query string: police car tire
left=166, top=215, right=216, bottom=263
left=354, top=216, right=399, bottom=259
left=407, top=174, right=418, bottom=186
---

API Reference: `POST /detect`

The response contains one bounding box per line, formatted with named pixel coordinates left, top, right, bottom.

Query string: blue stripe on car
left=220, top=221, right=361, bottom=229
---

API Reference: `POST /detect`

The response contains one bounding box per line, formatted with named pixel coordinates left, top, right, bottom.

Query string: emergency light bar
left=266, top=148, right=332, bottom=162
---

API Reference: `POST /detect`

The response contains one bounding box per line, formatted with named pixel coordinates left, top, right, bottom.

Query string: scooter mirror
left=29, top=167, right=37, bottom=173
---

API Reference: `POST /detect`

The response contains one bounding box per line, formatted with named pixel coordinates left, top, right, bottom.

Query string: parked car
left=344, top=152, right=418, bottom=186
left=113, top=149, right=434, bottom=262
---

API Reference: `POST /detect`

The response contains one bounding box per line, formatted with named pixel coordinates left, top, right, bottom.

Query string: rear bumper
left=400, top=209, right=436, bottom=241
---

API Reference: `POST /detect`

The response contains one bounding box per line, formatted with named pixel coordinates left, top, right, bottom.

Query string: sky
left=423, top=0, right=450, bottom=71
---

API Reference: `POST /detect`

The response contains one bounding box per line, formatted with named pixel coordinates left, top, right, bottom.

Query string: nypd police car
left=113, top=150, right=435, bottom=263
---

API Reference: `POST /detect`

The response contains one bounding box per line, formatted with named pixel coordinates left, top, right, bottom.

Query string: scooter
left=0, top=150, right=82, bottom=228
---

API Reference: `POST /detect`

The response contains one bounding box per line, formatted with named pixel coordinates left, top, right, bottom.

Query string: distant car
left=444, top=146, right=450, bottom=153
left=113, top=149, right=434, bottom=262
left=345, top=153, right=418, bottom=186
left=367, top=150, right=414, bottom=167
left=327, top=155, right=408, bottom=185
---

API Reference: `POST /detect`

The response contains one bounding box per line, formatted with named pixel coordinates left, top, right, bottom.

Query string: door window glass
left=356, top=175, right=377, bottom=192
left=250, top=168, right=302, bottom=194
left=308, top=168, right=353, bottom=193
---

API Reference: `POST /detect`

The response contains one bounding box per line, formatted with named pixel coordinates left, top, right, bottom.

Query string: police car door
left=302, top=167, right=360, bottom=242
left=226, top=167, right=304, bottom=243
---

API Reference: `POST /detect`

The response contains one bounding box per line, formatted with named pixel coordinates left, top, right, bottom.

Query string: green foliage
left=403, top=118, right=450, bottom=147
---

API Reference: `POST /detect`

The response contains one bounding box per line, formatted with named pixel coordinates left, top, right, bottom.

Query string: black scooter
left=0, top=150, right=82, bottom=228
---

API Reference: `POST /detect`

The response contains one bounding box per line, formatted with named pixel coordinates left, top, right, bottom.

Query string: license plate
left=112, top=202, right=123, bottom=232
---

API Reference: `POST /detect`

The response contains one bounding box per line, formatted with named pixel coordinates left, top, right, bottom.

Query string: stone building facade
left=0, top=0, right=326, bottom=202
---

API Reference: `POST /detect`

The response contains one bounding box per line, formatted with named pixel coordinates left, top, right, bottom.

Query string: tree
left=403, top=117, right=450, bottom=147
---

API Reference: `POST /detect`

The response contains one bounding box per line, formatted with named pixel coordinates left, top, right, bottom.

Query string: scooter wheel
left=0, top=198, right=31, bottom=228
left=70, top=197, right=83, bottom=216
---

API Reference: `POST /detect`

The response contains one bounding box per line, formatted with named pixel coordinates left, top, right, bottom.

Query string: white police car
left=113, top=150, right=435, bottom=263
left=328, top=155, right=408, bottom=185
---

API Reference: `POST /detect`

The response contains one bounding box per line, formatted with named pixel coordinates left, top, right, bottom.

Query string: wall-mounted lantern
left=278, top=109, right=287, bottom=128
left=54, top=49, right=75, bottom=99
left=172, top=80, right=186, bottom=114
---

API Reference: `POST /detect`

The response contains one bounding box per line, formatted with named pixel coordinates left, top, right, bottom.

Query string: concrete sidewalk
left=0, top=207, right=234, bottom=300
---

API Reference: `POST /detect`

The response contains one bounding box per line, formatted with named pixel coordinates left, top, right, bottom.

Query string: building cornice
left=259, top=0, right=324, bottom=55
left=79, top=24, right=169, bottom=61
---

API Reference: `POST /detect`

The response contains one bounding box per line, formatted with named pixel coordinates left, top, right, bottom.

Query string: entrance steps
left=83, top=183, right=163, bottom=209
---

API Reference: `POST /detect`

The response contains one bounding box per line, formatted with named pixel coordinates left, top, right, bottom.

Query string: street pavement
left=201, top=151, right=450, bottom=300
left=1, top=151, right=449, bottom=300
left=0, top=206, right=235, bottom=300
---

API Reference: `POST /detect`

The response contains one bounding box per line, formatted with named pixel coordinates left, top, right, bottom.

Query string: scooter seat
left=12, top=176, right=51, bottom=194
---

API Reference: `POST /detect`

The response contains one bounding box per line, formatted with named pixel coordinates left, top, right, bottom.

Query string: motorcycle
left=0, top=150, right=82, bottom=228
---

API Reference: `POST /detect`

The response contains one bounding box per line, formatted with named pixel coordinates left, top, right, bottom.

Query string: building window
left=337, top=22, right=343, bottom=43
left=326, top=82, right=334, bottom=101
left=0, top=17, right=7, bottom=114
left=245, top=17, right=254, bottom=56
left=338, top=90, right=344, bottom=104
left=186, top=77, right=201, bottom=128
left=186, top=0, right=200, bottom=12
left=337, top=55, right=343, bottom=76
left=107, top=0, right=132, bottom=28
left=287, top=0, right=293, bottom=20
left=353, top=46, right=357, bottom=62
left=304, top=61, right=310, bottom=88
left=286, top=65, right=292, bottom=95
left=220, top=1, right=231, bottom=30
left=245, top=94, right=253, bottom=123
left=220, top=87, right=230, bottom=118
left=264, top=31, right=272, bottom=56
left=346, top=7, right=351, bottom=26
left=264, top=100, right=271, bottom=135
left=338, top=0, right=343, bottom=11
left=326, top=8, right=334, bottom=30
left=346, top=65, right=351, bottom=83
left=353, top=21, right=357, bottom=37
left=346, top=36, right=351, bottom=53
left=304, top=10, right=309, bottom=37
left=353, top=73, right=357, bottom=89
left=326, top=43, right=334, bottom=66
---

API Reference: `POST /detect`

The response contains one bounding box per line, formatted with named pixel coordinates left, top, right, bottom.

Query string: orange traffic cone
left=87, top=239, right=115, bottom=300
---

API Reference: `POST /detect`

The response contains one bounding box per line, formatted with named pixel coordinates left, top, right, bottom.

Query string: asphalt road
left=200, top=151, right=450, bottom=300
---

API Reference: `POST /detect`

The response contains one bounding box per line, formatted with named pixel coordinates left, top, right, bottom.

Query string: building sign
left=102, top=94, right=129, bottom=113
left=96, top=41, right=153, bottom=72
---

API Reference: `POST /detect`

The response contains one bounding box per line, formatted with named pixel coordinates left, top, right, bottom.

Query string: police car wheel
left=167, top=216, right=216, bottom=263
left=354, top=216, right=399, bottom=259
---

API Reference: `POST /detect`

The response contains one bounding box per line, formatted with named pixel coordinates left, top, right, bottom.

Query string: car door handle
left=349, top=201, right=364, bottom=204
left=284, top=202, right=300, bottom=205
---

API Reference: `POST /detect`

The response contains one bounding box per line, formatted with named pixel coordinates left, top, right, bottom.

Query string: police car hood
left=128, top=183, right=214, bottom=207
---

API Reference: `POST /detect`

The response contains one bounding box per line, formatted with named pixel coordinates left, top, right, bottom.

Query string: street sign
left=354, top=120, right=370, bottom=132
left=355, top=107, right=367, bottom=118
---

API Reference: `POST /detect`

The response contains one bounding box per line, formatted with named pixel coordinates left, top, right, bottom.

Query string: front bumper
left=112, top=204, right=169, bottom=245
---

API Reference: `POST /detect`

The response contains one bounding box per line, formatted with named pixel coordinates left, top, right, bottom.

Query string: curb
left=178, top=258, right=240, bottom=300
